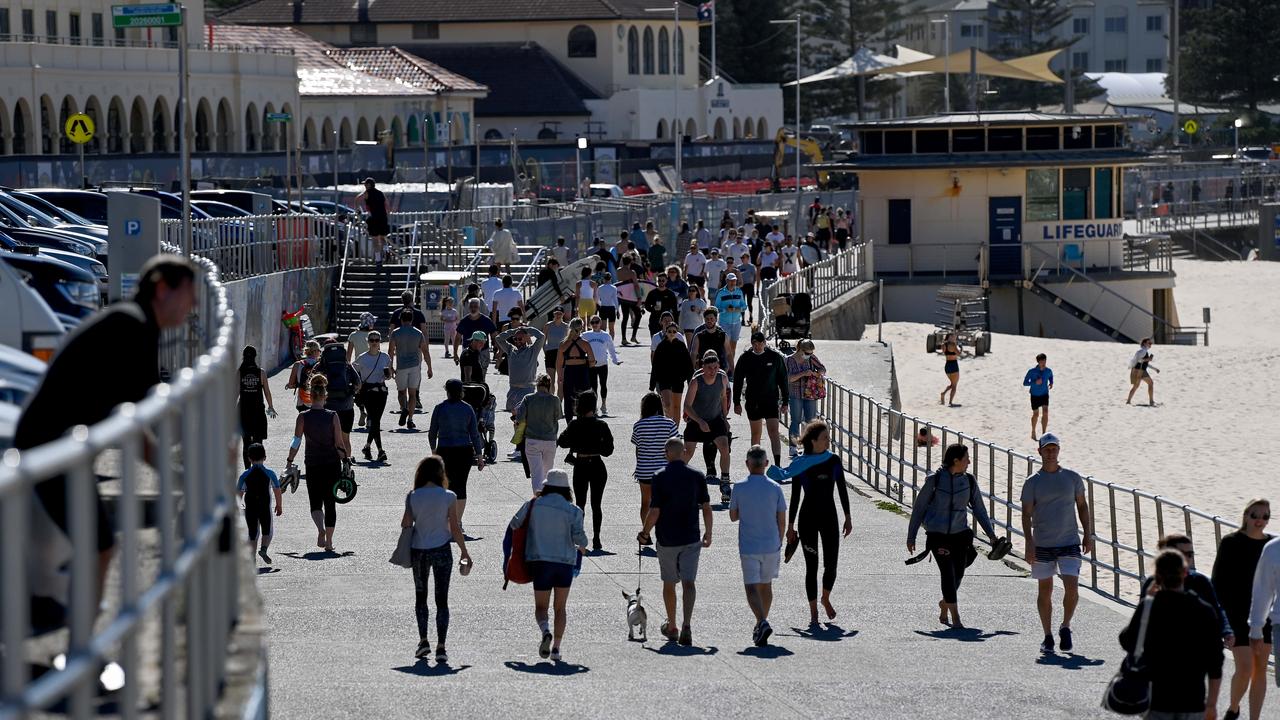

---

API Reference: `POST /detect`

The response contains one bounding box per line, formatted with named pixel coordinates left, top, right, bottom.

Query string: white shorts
left=1031, top=555, right=1082, bottom=580
left=395, top=365, right=422, bottom=391
left=740, top=551, right=781, bottom=585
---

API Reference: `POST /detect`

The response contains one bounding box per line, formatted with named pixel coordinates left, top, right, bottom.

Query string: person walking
left=353, top=331, right=392, bottom=463
left=345, top=313, right=374, bottom=426
left=496, top=322, right=547, bottom=414
left=237, top=443, right=283, bottom=565
left=777, top=421, right=851, bottom=625
left=557, top=391, right=615, bottom=551
left=401, top=455, right=471, bottom=663
left=1120, top=549, right=1224, bottom=720
left=595, top=273, right=620, bottom=339
left=906, top=443, right=1000, bottom=628
left=555, top=318, right=597, bottom=421
left=1139, top=534, right=1233, bottom=643
left=287, top=340, right=322, bottom=412
left=690, top=307, right=732, bottom=379
left=784, top=339, right=826, bottom=457
left=615, top=255, right=645, bottom=346
left=487, top=219, right=519, bottom=274
left=1249, top=530, right=1280, bottom=720
left=318, top=340, right=362, bottom=453
left=704, top=248, right=728, bottom=300
left=238, top=345, right=276, bottom=468
left=453, top=298, right=497, bottom=361
left=639, top=438, right=714, bottom=646
left=428, top=379, right=487, bottom=529
left=714, top=274, right=748, bottom=364
left=582, top=315, right=622, bottom=416
left=575, top=266, right=597, bottom=320
left=543, top=307, right=569, bottom=393
left=490, top=275, right=525, bottom=326
left=440, top=297, right=459, bottom=359
left=733, top=331, right=788, bottom=466
left=730, top=446, right=787, bottom=646
left=1021, top=433, right=1092, bottom=654
left=683, top=243, right=707, bottom=289
left=355, top=178, right=390, bottom=265
left=735, top=254, right=758, bottom=324
left=286, top=374, right=351, bottom=553
left=683, top=351, right=733, bottom=504
left=632, top=392, right=681, bottom=529
left=514, top=375, right=562, bottom=493
left=1127, top=337, right=1157, bottom=406
left=459, top=331, right=490, bottom=385
left=939, top=332, right=961, bottom=407
left=391, top=309, right=433, bottom=430
left=678, top=284, right=708, bottom=348
left=1214, top=498, right=1274, bottom=720
left=651, top=318, right=693, bottom=422
left=644, top=272, right=680, bottom=337
left=1023, top=353, right=1054, bottom=441
left=508, top=469, right=588, bottom=662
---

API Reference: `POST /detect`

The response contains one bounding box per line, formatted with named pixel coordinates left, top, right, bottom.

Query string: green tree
left=795, top=0, right=903, bottom=122
left=699, top=0, right=790, bottom=87
left=1178, top=0, right=1280, bottom=112
left=987, top=0, right=1100, bottom=110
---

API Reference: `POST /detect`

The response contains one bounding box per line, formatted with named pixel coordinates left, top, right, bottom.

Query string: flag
left=697, top=1, right=713, bottom=24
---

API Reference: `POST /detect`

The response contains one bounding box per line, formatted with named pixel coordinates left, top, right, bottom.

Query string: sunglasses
left=1251, top=513, right=1271, bottom=520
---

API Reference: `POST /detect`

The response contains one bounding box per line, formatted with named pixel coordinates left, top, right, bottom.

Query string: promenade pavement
left=252, top=339, right=1132, bottom=719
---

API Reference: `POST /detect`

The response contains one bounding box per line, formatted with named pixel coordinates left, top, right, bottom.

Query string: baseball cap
left=470, top=331, right=488, bottom=343
left=367, top=331, right=382, bottom=342
left=545, top=469, right=571, bottom=489
left=726, top=273, right=737, bottom=281
left=751, top=331, right=766, bottom=343
left=1038, top=433, right=1060, bottom=449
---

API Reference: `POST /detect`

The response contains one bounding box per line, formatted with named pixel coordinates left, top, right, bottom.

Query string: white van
left=0, top=256, right=65, bottom=362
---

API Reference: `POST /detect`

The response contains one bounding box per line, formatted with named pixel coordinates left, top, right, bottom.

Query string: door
left=887, top=199, right=911, bottom=245
left=988, top=196, right=1022, bottom=277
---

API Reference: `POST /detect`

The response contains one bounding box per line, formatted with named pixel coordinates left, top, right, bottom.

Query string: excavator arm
left=772, top=128, right=829, bottom=189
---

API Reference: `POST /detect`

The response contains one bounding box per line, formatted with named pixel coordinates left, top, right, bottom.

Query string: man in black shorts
left=356, top=177, right=390, bottom=265
left=733, top=331, right=789, bottom=466
left=1022, top=353, right=1054, bottom=442
left=644, top=272, right=679, bottom=336
left=690, top=308, right=731, bottom=379
left=683, top=351, right=733, bottom=504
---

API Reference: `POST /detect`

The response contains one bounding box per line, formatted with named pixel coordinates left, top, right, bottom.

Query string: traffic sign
left=1183, top=119, right=1199, bottom=135
left=111, top=4, right=183, bottom=29
left=65, top=113, right=95, bottom=144
left=265, top=112, right=292, bottom=123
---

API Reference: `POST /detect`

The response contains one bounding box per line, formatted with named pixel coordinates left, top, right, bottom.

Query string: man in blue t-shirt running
left=1022, top=353, right=1054, bottom=441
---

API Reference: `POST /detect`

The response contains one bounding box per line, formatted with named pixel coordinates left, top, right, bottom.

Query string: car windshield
left=13, top=192, right=96, bottom=226
left=194, top=202, right=248, bottom=218
left=0, top=194, right=58, bottom=227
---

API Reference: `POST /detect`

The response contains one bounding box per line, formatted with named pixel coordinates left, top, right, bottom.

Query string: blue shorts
left=529, top=560, right=575, bottom=591
left=722, top=320, right=743, bottom=343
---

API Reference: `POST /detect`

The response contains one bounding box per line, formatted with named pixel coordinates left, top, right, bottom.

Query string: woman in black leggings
left=354, top=331, right=392, bottom=462
left=786, top=420, right=851, bottom=625
left=286, top=374, right=351, bottom=552
left=557, top=391, right=614, bottom=551
left=905, top=443, right=997, bottom=628
left=556, top=318, right=597, bottom=421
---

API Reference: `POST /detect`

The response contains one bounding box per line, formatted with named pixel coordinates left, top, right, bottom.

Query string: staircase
left=1170, top=227, right=1244, bottom=261
left=333, top=263, right=419, bottom=338
left=1026, top=280, right=1137, bottom=344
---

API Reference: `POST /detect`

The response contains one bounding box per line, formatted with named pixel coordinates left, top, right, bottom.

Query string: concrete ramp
left=812, top=339, right=901, bottom=412
left=808, top=281, right=878, bottom=341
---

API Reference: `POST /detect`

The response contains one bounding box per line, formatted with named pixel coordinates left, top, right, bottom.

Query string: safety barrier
left=818, top=379, right=1237, bottom=605
left=757, top=245, right=867, bottom=342
left=0, top=250, right=243, bottom=717
left=161, top=213, right=345, bottom=281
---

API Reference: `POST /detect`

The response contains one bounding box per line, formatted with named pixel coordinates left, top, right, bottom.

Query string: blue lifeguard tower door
left=988, top=196, right=1022, bottom=277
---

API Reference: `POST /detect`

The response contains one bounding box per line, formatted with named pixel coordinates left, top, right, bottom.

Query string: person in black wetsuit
left=557, top=391, right=615, bottom=551
left=238, top=345, right=276, bottom=468
left=785, top=421, right=852, bottom=625
left=238, top=443, right=283, bottom=565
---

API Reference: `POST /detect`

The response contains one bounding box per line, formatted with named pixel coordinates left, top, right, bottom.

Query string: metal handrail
left=816, top=378, right=1237, bottom=605
left=517, top=246, right=549, bottom=299
left=758, top=245, right=866, bottom=342
left=161, top=212, right=343, bottom=281
left=337, top=216, right=356, bottom=292
left=1, top=250, right=240, bottom=717
left=404, top=221, right=423, bottom=292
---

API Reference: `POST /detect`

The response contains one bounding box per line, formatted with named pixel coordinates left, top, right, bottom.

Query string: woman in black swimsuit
left=785, top=421, right=852, bottom=625
left=939, top=333, right=961, bottom=406
left=556, top=318, right=598, bottom=421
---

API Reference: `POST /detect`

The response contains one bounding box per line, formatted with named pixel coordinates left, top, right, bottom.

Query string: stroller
left=772, top=292, right=813, bottom=353
left=461, top=382, right=499, bottom=464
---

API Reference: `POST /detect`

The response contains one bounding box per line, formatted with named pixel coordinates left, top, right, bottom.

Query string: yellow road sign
left=1183, top=119, right=1198, bottom=135
left=65, top=113, right=95, bottom=144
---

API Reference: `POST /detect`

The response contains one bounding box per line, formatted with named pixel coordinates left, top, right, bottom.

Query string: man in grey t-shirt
left=390, top=309, right=433, bottom=429
left=1020, top=433, right=1092, bottom=654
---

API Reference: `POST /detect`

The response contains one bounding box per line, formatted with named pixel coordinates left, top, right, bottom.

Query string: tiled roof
left=405, top=43, right=600, bottom=117
left=328, top=47, right=488, bottom=95
left=218, top=0, right=698, bottom=24
left=210, top=24, right=436, bottom=97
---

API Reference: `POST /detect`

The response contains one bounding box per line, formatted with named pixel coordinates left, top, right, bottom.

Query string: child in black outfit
left=238, top=443, right=284, bottom=565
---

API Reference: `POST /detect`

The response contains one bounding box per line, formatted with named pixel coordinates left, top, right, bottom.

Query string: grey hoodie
left=906, top=468, right=996, bottom=545
left=496, top=326, right=546, bottom=387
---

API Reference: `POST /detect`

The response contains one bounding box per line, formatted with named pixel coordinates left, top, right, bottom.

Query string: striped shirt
left=631, top=415, right=680, bottom=481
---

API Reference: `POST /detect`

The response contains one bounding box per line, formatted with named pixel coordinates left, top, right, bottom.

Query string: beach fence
left=818, top=379, right=1238, bottom=606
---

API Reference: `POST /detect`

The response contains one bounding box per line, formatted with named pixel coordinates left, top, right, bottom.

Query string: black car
left=22, top=189, right=112, bottom=224
left=0, top=247, right=101, bottom=320
left=0, top=230, right=107, bottom=296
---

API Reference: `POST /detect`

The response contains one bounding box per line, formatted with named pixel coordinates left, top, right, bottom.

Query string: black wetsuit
left=789, top=456, right=851, bottom=602
left=238, top=363, right=268, bottom=468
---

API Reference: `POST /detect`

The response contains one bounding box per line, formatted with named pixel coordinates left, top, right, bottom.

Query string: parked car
left=0, top=248, right=101, bottom=321
left=192, top=199, right=253, bottom=218
left=0, top=190, right=109, bottom=247
left=0, top=252, right=65, bottom=362
left=0, top=230, right=108, bottom=297
left=22, top=188, right=113, bottom=224
left=0, top=197, right=101, bottom=259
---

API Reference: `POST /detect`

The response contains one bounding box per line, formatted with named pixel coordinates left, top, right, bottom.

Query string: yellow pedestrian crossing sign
left=1182, top=119, right=1198, bottom=136
left=65, top=113, right=95, bottom=144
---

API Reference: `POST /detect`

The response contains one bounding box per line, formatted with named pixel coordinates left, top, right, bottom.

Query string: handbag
left=1102, top=598, right=1152, bottom=715
left=503, top=498, right=536, bottom=589
left=390, top=528, right=413, bottom=569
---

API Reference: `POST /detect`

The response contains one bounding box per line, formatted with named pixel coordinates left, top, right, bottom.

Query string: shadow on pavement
left=1035, top=653, right=1106, bottom=670
left=912, top=627, right=1019, bottom=642
left=585, top=549, right=617, bottom=557
left=737, top=645, right=795, bottom=659
left=790, top=623, right=858, bottom=642
left=644, top=643, right=720, bottom=657
left=637, top=547, right=658, bottom=558
left=393, top=662, right=472, bottom=677
left=280, top=550, right=356, bottom=561
left=504, top=660, right=590, bottom=675
left=256, top=567, right=282, bottom=575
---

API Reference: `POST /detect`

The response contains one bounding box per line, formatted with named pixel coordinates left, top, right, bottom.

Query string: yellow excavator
left=772, top=128, right=858, bottom=190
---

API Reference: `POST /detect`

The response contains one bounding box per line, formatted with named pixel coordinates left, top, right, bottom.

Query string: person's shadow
left=912, top=627, right=1018, bottom=642
left=256, top=567, right=282, bottom=575
left=1035, top=652, right=1106, bottom=670
left=644, top=643, right=719, bottom=657
left=392, top=662, right=471, bottom=677
left=737, top=645, right=794, bottom=659
left=791, top=623, right=858, bottom=642
left=585, top=548, right=617, bottom=557
left=637, top=547, right=658, bottom=558
left=281, top=550, right=356, bottom=561
left=503, top=660, right=589, bottom=676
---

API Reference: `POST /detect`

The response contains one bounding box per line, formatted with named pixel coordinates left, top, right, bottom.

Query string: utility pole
left=1171, top=0, right=1180, bottom=147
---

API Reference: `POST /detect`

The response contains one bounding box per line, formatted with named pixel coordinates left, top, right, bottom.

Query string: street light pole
left=1171, top=0, right=1180, bottom=147
left=930, top=15, right=951, bottom=112
left=646, top=4, right=683, bottom=197
left=771, top=15, right=802, bottom=222
left=576, top=136, right=587, bottom=200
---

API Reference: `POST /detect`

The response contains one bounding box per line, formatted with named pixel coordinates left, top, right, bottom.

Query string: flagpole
left=711, top=1, right=716, bottom=80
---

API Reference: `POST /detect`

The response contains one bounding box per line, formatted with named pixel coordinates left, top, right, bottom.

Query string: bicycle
left=281, top=303, right=315, bottom=361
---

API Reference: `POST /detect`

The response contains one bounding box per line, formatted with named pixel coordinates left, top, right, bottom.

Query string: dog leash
left=635, top=540, right=643, bottom=593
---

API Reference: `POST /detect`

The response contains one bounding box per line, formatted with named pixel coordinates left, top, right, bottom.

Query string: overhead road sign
left=65, top=113, right=95, bottom=144
left=111, top=4, right=183, bottom=29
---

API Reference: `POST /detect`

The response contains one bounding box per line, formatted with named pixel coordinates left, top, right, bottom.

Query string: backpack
left=319, top=343, right=353, bottom=401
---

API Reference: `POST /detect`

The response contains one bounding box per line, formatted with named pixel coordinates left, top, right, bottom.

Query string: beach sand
left=840, top=258, right=1280, bottom=523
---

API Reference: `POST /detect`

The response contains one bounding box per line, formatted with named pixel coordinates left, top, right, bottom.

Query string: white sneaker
left=600, top=404, right=609, bottom=417
left=507, top=449, right=522, bottom=460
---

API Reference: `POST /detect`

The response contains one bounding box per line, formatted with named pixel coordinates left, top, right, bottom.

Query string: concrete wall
left=810, top=282, right=879, bottom=341
left=223, top=266, right=336, bottom=371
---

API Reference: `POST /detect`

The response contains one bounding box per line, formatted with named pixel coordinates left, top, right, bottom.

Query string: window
left=952, top=127, right=985, bottom=152
left=862, top=131, right=884, bottom=154
left=1145, top=58, right=1163, bottom=72
left=1095, top=125, right=1119, bottom=148
left=958, top=24, right=983, bottom=38
left=1072, top=52, right=1089, bottom=70
left=658, top=27, right=669, bottom=73
left=987, top=127, right=1023, bottom=152
left=69, top=13, right=80, bottom=44
left=1094, top=168, right=1114, bottom=218
left=114, top=26, right=125, bottom=44
left=350, top=23, right=377, bottom=46
left=1072, top=17, right=1089, bottom=34
left=884, top=130, right=912, bottom=154
left=915, top=129, right=948, bottom=153
left=1027, top=169, right=1060, bottom=221
left=627, top=26, right=639, bottom=74
left=676, top=27, right=685, bottom=74
left=1026, top=126, right=1059, bottom=150
left=91, top=13, right=103, bottom=45
left=412, top=22, right=438, bottom=39
left=165, top=26, right=178, bottom=46
left=1062, top=168, right=1091, bottom=220
left=0, top=9, right=9, bottom=39
left=21, top=9, right=33, bottom=41
left=567, top=24, right=595, bottom=57
left=888, top=199, right=911, bottom=245
left=642, top=26, right=654, bottom=74
left=1145, top=15, right=1162, bottom=31
left=1104, top=59, right=1127, bottom=72
left=1104, top=15, right=1127, bottom=32
left=45, top=10, right=56, bottom=42
left=1064, top=124, right=1093, bottom=149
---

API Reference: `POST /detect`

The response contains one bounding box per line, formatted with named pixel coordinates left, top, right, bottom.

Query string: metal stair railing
left=758, top=245, right=867, bottom=343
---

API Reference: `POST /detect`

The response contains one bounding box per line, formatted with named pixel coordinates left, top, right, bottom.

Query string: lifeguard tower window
left=1026, top=126, right=1060, bottom=151
left=1027, top=169, right=1060, bottom=221
left=1063, top=168, right=1091, bottom=220
left=1095, top=125, right=1119, bottom=148
left=1064, top=125, right=1093, bottom=150
left=1094, top=168, right=1115, bottom=218
left=885, top=130, right=913, bottom=154
left=862, top=131, right=884, bottom=154
left=952, top=128, right=985, bottom=153
left=987, top=127, right=1023, bottom=152
left=888, top=199, right=912, bottom=244
left=916, top=129, right=948, bottom=153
